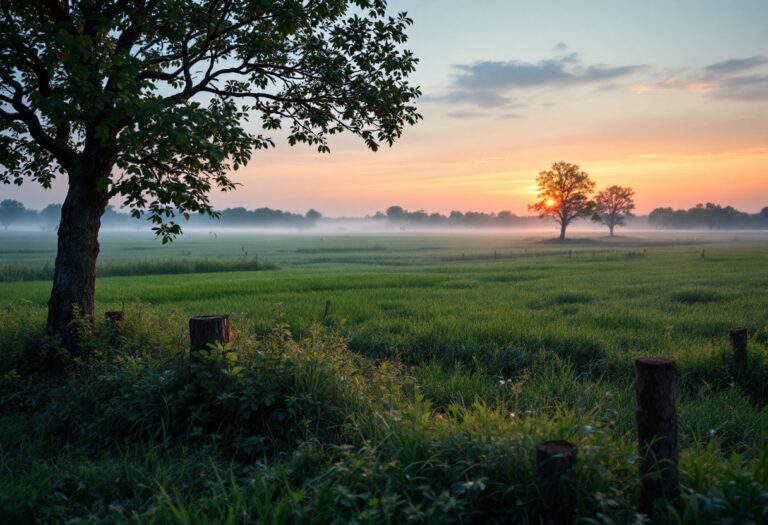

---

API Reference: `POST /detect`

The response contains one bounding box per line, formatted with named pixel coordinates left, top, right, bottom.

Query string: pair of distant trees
left=529, top=162, right=636, bottom=239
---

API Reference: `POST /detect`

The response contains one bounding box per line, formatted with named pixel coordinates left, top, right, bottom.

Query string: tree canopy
left=0, top=0, right=421, bottom=239
left=529, top=162, right=595, bottom=240
left=0, top=198, right=25, bottom=229
left=592, top=185, right=635, bottom=235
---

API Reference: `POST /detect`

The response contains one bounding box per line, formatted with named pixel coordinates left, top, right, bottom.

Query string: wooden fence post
left=323, top=300, right=332, bottom=322
left=635, top=357, right=679, bottom=517
left=729, top=327, right=748, bottom=374
left=189, top=315, right=231, bottom=358
left=536, top=440, right=578, bottom=524
left=105, top=311, right=124, bottom=326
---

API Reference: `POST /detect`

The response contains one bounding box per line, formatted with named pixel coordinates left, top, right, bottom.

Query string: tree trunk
left=47, top=172, right=108, bottom=348
left=609, top=224, right=615, bottom=236
left=559, top=222, right=567, bottom=240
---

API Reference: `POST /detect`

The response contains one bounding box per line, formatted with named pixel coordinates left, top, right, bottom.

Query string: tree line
left=648, top=203, right=768, bottom=230
left=0, top=200, right=323, bottom=231
left=5, top=197, right=768, bottom=234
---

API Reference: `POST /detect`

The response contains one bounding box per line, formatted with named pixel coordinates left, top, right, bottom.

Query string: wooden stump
left=729, top=327, right=748, bottom=374
left=189, top=315, right=231, bottom=358
left=105, top=311, right=124, bottom=326
left=635, top=357, right=679, bottom=517
left=536, top=440, right=578, bottom=525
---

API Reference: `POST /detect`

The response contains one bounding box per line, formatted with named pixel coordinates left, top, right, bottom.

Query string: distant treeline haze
left=1, top=199, right=767, bottom=230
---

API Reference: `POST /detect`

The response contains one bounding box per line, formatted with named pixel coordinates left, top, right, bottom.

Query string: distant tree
left=386, top=206, right=405, bottom=220
left=306, top=209, right=323, bottom=221
left=39, top=203, right=63, bottom=231
left=529, top=162, right=595, bottom=240
left=0, top=1, right=420, bottom=343
left=592, top=185, right=636, bottom=236
left=0, top=199, right=25, bottom=230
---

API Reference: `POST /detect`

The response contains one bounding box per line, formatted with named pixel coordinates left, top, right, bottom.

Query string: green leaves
left=1, top=0, right=420, bottom=241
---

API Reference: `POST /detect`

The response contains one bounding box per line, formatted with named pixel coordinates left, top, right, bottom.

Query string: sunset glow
left=3, top=0, right=767, bottom=216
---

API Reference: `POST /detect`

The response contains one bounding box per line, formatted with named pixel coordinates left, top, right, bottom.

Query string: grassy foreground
left=1, top=232, right=768, bottom=523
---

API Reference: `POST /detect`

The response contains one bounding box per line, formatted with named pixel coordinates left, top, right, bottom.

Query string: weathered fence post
left=729, top=327, right=748, bottom=374
left=105, top=311, right=124, bottom=326
left=323, top=300, right=332, bottom=322
left=536, top=440, right=578, bottom=525
left=635, top=357, right=679, bottom=517
left=189, top=315, right=231, bottom=358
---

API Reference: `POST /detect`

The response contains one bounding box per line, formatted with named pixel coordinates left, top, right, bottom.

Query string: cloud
left=423, top=90, right=518, bottom=108
left=714, top=74, right=768, bottom=101
left=452, top=60, right=643, bottom=90
left=424, top=50, right=643, bottom=118
left=705, top=56, right=767, bottom=75
left=632, top=56, right=768, bottom=101
left=445, top=110, right=490, bottom=119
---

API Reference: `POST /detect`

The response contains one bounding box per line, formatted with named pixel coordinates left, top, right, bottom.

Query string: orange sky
left=3, top=0, right=767, bottom=216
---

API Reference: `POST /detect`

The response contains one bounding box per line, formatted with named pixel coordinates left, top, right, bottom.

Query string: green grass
left=1, top=231, right=768, bottom=523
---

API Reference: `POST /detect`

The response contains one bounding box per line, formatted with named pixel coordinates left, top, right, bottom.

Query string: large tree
left=529, top=162, right=595, bottom=240
left=0, top=0, right=420, bottom=346
left=592, top=185, right=635, bottom=236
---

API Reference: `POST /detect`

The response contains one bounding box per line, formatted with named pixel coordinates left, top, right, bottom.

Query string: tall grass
left=0, top=256, right=278, bottom=282
left=1, top=236, right=768, bottom=522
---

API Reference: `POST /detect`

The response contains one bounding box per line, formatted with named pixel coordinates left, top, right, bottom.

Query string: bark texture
left=536, top=440, right=578, bottom=525
left=46, top=172, right=109, bottom=347
left=189, top=315, right=232, bottom=357
left=635, top=357, right=679, bottom=517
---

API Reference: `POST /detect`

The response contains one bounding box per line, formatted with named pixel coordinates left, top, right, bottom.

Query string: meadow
left=1, top=230, right=767, bottom=523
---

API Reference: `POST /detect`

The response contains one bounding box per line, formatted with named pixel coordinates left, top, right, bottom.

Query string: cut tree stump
left=536, top=440, right=578, bottom=525
left=105, top=311, right=124, bottom=326
left=189, top=315, right=231, bottom=358
left=635, top=357, right=679, bottom=517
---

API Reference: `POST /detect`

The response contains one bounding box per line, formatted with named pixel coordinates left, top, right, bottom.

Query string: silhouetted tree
left=0, top=199, right=25, bottom=230
left=529, top=162, right=595, bottom=240
left=0, top=1, right=420, bottom=345
left=592, top=185, right=635, bottom=236
left=306, top=209, right=322, bottom=221
left=386, top=206, right=405, bottom=219
left=39, top=203, right=63, bottom=231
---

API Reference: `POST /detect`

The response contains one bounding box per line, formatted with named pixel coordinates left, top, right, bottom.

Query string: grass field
left=1, top=230, right=768, bottom=523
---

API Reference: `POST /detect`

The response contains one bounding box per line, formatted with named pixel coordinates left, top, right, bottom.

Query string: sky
left=4, top=0, right=768, bottom=216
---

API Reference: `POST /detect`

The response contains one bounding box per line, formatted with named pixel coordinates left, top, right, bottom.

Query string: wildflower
left=509, top=412, right=516, bottom=419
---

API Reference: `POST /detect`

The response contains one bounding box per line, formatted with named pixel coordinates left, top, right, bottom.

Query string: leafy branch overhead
left=0, top=0, right=422, bottom=240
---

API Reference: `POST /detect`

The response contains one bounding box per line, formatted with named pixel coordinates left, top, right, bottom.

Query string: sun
left=545, top=198, right=557, bottom=208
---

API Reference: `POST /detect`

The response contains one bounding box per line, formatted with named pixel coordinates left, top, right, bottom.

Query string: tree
left=306, top=209, right=322, bottom=221
left=592, top=185, right=635, bottom=236
left=0, top=1, right=420, bottom=345
left=386, top=206, right=405, bottom=220
left=528, top=162, right=595, bottom=240
left=0, top=199, right=25, bottom=229
left=39, top=203, right=63, bottom=231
